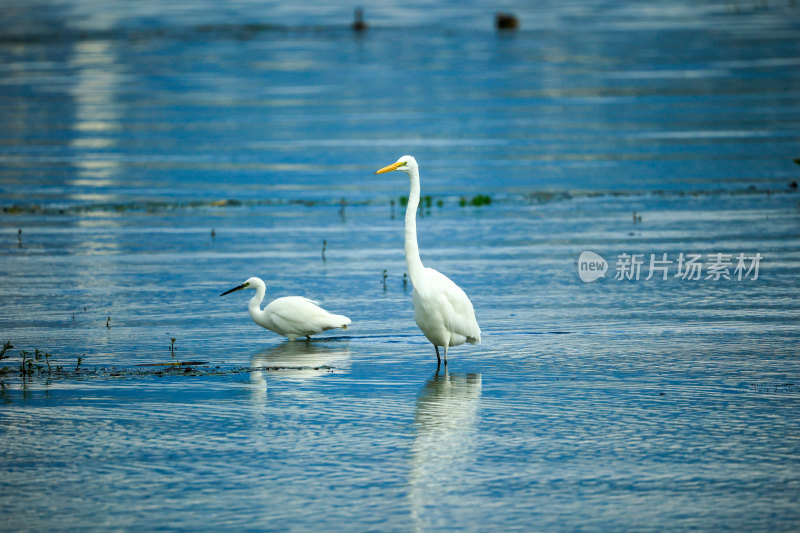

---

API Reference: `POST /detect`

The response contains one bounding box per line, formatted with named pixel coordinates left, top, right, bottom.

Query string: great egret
left=375, top=155, right=481, bottom=365
left=220, top=277, right=351, bottom=341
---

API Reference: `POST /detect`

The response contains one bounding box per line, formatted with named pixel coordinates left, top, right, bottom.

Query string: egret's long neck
left=248, top=284, right=266, bottom=321
left=405, top=167, right=425, bottom=284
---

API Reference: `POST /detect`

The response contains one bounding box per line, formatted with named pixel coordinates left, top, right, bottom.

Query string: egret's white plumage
left=375, top=155, right=481, bottom=365
left=220, top=276, right=351, bottom=341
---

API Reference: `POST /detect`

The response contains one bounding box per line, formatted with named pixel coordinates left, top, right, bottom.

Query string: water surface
left=2, top=1, right=800, bottom=531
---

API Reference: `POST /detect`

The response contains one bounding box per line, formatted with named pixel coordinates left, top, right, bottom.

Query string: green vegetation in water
left=1, top=342, right=66, bottom=377
left=470, top=194, right=491, bottom=206
left=0, top=340, right=341, bottom=384
left=459, top=194, right=492, bottom=207
left=398, top=195, right=443, bottom=209
left=0, top=341, right=13, bottom=367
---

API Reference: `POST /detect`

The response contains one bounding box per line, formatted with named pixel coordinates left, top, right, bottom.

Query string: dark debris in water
left=0, top=22, right=357, bottom=46
left=748, top=382, right=800, bottom=394
left=1, top=185, right=794, bottom=217
left=523, top=186, right=794, bottom=205
left=0, top=362, right=335, bottom=381
left=1, top=197, right=369, bottom=216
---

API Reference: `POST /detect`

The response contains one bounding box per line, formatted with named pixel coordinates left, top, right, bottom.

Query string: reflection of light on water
left=409, top=371, right=482, bottom=532
left=68, top=40, right=122, bottom=183
left=65, top=38, right=126, bottom=266
left=249, top=341, right=351, bottom=403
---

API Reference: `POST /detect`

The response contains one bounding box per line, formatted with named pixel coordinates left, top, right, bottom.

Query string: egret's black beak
left=220, top=283, right=247, bottom=297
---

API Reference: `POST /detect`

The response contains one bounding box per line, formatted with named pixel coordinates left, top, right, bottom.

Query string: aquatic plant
left=470, top=194, right=491, bottom=207
left=34, top=348, right=51, bottom=373
left=0, top=342, right=12, bottom=374
left=19, top=350, right=34, bottom=375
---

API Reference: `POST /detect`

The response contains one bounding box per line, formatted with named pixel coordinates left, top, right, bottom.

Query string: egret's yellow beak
left=375, top=161, right=405, bottom=174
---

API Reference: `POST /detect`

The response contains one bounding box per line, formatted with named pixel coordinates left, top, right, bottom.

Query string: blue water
left=2, top=1, right=800, bottom=531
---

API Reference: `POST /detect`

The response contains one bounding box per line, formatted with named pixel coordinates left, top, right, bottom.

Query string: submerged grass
left=2, top=186, right=793, bottom=219
left=2, top=341, right=80, bottom=378
left=0, top=340, right=337, bottom=383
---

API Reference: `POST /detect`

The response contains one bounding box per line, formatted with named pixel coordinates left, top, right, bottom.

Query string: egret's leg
left=444, top=345, right=449, bottom=366
left=434, top=345, right=441, bottom=366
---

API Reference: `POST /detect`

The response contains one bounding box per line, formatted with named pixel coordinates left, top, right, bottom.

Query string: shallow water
left=2, top=1, right=800, bottom=531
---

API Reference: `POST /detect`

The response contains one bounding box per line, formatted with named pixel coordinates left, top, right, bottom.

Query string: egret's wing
left=427, top=268, right=482, bottom=344
left=265, top=296, right=350, bottom=336
left=265, top=297, right=325, bottom=336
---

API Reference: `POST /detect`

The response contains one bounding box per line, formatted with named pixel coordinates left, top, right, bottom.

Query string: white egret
left=375, top=155, right=481, bottom=365
left=220, top=277, right=351, bottom=341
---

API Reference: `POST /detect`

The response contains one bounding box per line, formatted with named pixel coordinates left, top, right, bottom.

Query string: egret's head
left=375, top=155, right=418, bottom=175
left=220, top=277, right=261, bottom=296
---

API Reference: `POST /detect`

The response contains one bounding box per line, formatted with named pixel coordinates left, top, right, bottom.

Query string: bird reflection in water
left=409, top=371, right=482, bottom=530
left=249, top=341, right=350, bottom=403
